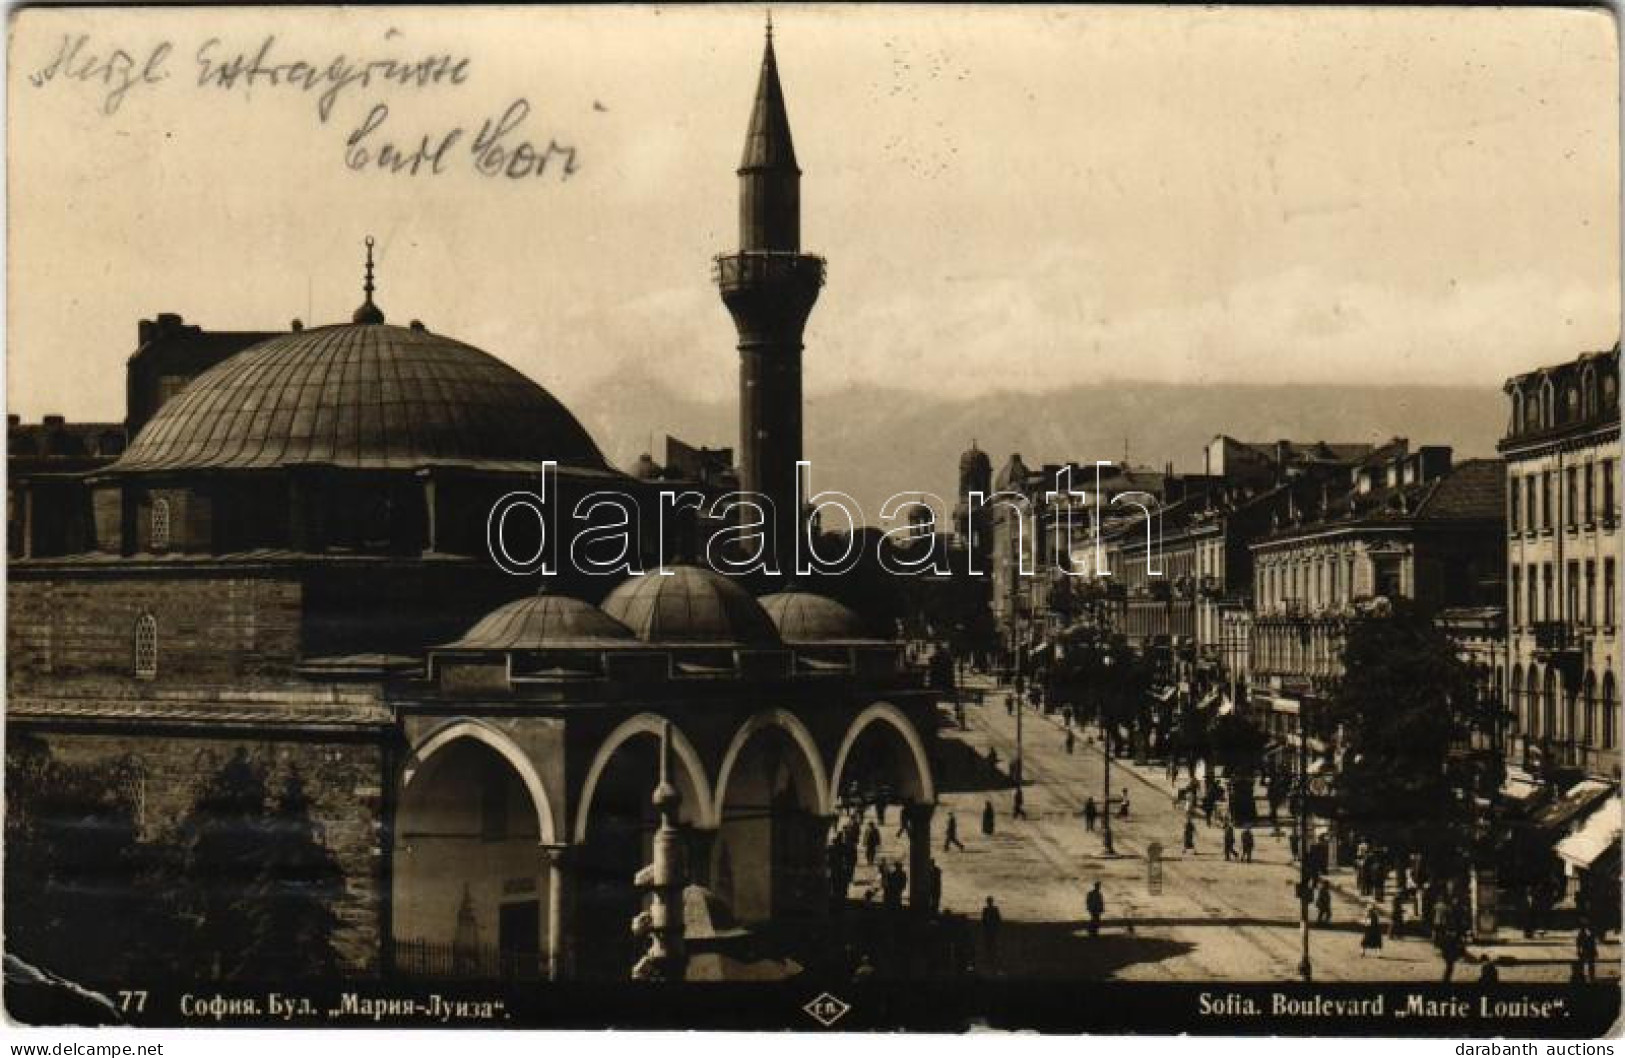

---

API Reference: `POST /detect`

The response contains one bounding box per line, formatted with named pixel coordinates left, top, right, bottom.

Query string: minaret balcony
left=712, top=251, right=826, bottom=294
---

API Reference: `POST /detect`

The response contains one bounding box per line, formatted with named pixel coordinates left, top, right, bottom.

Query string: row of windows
left=1509, top=558, right=1617, bottom=627
left=1508, top=366, right=1618, bottom=437
left=1508, top=458, right=1617, bottom=533
left=1255, top=551, right=1402, bottom=613
left=1508, top=664, right=1618, bottom=750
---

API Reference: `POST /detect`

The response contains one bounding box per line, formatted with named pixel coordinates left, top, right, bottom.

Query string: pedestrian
left=876, top=793, right=889, bottom=827
left=863, top=820, right=880, bottom=867
left=1086, top=881, right=1105, bottom=937
left=1316, top=880, right=1333, bottom=925
left=1478, top=959, right=1500, bottom=985
left=1577, top=924, right=1599, bottom=982
left=895, top=803, right=910, bottom=839
left=1223, top=821, right=1237, bottom=862
left=1288, top=828, right=1300, bottom=862
left=1241, top=827, right=1255, bottom=863
left=1438, top=927, right=1464, bottom=983
left=1118, top=788, right=1130, bottom=818
left=943, top=810, right=965, bottom=852
left=981, top=896, right=1002, bottom=970
left=1006, top=693, right=1015, bottom=717
left=982, top=799, right=995, bottom=837
left=1183, top=815, right=1197, bottom=855
left=1063, top=705, right=1073, bottom=728
left=1065, top=728, right=1075, bottom=755
left=1202, top=795, right=1215, bottom=828
left=1013, top=787, right=1027, bottom=820
left=1389, top=892, right=1407, bottom=939
left=1361, top=907, right=1384, bottom=956
left=1372, top=859, right=1387, bottom=902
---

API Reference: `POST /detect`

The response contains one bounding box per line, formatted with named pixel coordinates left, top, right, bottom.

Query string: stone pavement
left=851, top=675, right=1617, bottom=983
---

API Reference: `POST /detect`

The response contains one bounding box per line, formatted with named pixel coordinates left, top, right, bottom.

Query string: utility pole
left=1296, top=627, right=1313, bottom=982
left=1101, top=650, right=1116, bottom=857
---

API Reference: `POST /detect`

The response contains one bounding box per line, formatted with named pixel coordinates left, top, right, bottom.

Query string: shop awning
left=1556, top=799, right=1622, bottom=870
left=1499, top=767, right=1546, bottom=807
left=1531, top=779, right=1615, bottom=833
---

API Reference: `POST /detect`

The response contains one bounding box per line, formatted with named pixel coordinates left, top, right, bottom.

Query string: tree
left=173, top=752, right=344, bottom=981
left=4, top=735, right=158, bottom=984
left=1326, top=601, right=1478, bottom=871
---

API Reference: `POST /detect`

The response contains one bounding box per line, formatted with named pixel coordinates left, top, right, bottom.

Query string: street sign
left=1146, top=842, right=1163, bottom=895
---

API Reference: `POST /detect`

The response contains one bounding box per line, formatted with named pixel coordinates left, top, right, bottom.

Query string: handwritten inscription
left=346, top=99, right=578, bottom=180
left=26, top=30, right=579, bottom=182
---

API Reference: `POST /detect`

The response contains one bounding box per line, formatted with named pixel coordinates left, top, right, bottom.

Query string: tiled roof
left=113, top=322, right=609, bottom=474
left=1413, top=458, right=1505, bottom=521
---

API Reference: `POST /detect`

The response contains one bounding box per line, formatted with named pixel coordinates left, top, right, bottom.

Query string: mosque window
left=134, top=614, right=158, bottom=679
left=151, top=498, right=171, bottom=551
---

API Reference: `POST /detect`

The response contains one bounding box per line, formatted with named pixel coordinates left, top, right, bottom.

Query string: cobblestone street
left=852, top=678, right=1619, bottom=984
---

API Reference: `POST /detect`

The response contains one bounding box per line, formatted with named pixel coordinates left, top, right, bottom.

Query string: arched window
left=1583, top=672, right=1597, bottom=747
left=133, top=614, right=158, bottom=679
left=1604, top=674, right=1617, bottom=750
left=1582, top=367, right=1599, bottom=419
left=1543, top=667, right=1559, bottom=740
left=1527, top=666, right=1542, bottom=737
left=1541, top=379, right=1556, bottom=429
left=150, top=498, right=171, bottom=552
left=1511, top=389, right=1525, bottom=433
left=1509, top=664, right=1523, bottom=733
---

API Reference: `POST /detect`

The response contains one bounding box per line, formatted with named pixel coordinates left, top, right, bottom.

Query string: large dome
left=600, top=565, right=780, bottom=645
left=114, top=322, right=608, bottom=473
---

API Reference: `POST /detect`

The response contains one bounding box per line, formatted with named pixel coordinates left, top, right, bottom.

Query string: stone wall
left=8, top=573, right=302, bottom=686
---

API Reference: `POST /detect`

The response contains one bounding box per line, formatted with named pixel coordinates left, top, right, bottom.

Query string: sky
left=7, top=5, right=1620, bottom=427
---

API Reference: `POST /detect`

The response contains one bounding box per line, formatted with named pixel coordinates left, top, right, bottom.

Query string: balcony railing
left=1532, top=620, right=1578, bottom=653
left=712, top=252, right=827, bottom=292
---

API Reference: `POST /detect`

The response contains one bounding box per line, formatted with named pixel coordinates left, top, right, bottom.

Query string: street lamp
left=1296, top=624, right=1313, bottom=982
left=1101, top=651, right=1116, bottom=857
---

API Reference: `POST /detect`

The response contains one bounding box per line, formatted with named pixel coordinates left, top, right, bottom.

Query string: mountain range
left=569, top=379, right=1509, bottom=522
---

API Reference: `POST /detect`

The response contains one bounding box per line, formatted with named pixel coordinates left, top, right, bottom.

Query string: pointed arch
left=402, top=718, right=558, bottom=845
left=712, top=708, right=831, bottom=822
left=828, top=701, right=936, bottom=813
left=575, top=713, right=715, bottom=841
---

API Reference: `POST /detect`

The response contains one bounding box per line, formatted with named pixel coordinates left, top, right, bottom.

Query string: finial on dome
left=765, top=9, right=773, bottom=42
left=353, top=235, right=385, bottom=325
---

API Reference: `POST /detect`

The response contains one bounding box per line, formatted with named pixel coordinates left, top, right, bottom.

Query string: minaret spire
left=715, top=23, right=824, bottom=571
left=353, top=235, right=385, bottom=324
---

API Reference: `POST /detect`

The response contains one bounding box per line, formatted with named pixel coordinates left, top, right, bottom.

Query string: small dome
left=759, top=589, right=873, bottom=642
left=439, top=589, right=634, bottom=650
left=959, top=441, right=991, bottom=475
left=600, top=565, right=779, bottom=645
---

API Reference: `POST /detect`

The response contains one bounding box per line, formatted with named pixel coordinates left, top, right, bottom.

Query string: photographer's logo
left=803, top=992, right=851, bottom=1027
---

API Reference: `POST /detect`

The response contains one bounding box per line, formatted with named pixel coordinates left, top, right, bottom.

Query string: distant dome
left=114, top=322, right=609, bottom=474
left=959, top=442, right=991, bottom=475
left=759, top=590, right=873, bottom=643
left=439, top=589, right=634, bottom=650
left=600, top=565, right=779, bottom=645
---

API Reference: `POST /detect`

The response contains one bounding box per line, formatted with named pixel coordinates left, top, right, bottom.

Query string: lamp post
left=1296, top=624, right=1313, bottom=982
left=1101, top=651, right=1116, bottom=857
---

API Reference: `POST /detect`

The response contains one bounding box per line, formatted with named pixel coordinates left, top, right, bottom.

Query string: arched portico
left=829, top=701, right=937, bottom=813
left=711, top=708, right=831, bottom=923
left=393, top=720, right=558, bottom=981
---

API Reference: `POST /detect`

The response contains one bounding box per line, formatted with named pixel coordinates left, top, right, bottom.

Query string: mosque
left=6, top=26, right=939, bottom=983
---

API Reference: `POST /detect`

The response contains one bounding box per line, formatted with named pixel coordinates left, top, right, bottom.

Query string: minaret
left=715, top=17, right=825, bottom=569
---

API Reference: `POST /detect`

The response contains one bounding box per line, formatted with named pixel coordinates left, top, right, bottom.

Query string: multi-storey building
left=1250, top=445, right=1506, bottom=734
left=1500, top=346, right=1621, bottom=782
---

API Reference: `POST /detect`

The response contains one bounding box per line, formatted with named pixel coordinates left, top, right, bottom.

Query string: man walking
left=1086, top=881, right=1105, bottom=938
left=1183, top=815, right=1197, bottom=855
left=863, top=820, right=880, bottom=867
left=1065, top=727, right=1075, bottom=755
left=1083, top=796, right=1098, bottom=833
left=1316, top=880, right=1333, bottom=926
left=943, top=810, right=965, bottom=852
left=1223, top=821, right=1237, bottom=862
left=982, top=799, right=996, bottom=837
left=1241, top=826, right=1255, bottom=863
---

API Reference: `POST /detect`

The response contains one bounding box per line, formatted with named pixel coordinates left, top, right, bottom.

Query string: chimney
left=43, top=414, right=65, bottom=428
